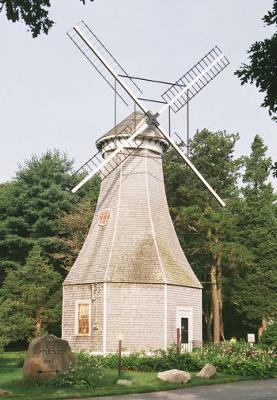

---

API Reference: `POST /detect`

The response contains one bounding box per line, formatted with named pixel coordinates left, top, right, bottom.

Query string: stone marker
left=116, top=379, right=133, bottom=385
left=0, top=389, right=11, bottom=397
left=157, top=369, right=191, bottom=384
left=197, top=363, right=217, bottom=378
left=23, top=333, right=73, bottom=379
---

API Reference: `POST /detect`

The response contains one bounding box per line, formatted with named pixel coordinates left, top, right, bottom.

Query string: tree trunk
left=217, top=260, right=225, bottom=341
left=35, top=319, right=42, bottom=337
left=211, top=264, right=220, bottom=343
left=258, top=318, right=268, bottom=341
left=203, top=310, right=213, bottom=342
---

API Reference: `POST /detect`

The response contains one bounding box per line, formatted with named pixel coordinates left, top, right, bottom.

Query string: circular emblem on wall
left=98, top=209, right=111, bottom=226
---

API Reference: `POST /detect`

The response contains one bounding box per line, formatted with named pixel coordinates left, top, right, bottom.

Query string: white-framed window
left=176, top=307, right=193, bottom=350
left=75, top=301, right=91, bottom=336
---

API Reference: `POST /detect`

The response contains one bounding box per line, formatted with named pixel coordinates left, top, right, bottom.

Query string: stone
left=23, top=334, right=73, bottom=379
left=197, top=363, right=217, bottom=378
left=116, top=379, right=133, bottom=386
left=0, top=389, right=11, bottom=397
left=157, top=369, right=191, bottom=384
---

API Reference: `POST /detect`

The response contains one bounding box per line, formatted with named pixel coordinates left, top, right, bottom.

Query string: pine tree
left=0, top=245, right=62, bottom=345
left=232, top=135, right=277, bottom=338
left=0, top=150, right=85, bottom=280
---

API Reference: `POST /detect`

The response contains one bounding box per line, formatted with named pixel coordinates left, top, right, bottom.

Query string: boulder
left=116, top=379, right=133, bottom=385
left=197, top=364, right=217, bottom=378
left=0, top=389, right=11, bottom=397
left=23, top=334, right=73, bottom=379
left=157, top=369, right=191, bottom=384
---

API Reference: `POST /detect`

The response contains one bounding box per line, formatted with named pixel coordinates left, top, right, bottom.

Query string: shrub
left=16, top=352, right=26, bottom=368
left=74, top=341, right=276, bottom=378
left=47, top=352, right=104, bottom=388
left=0, top=337, right=8, bottom=353
left=261, top=322, right=277, bottom=348
left=48, top=367, right=103, bottom=388
left=190, top=342, right=276, bottom=378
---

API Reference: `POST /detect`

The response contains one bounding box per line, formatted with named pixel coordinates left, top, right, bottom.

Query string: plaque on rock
left=23, top=334, right=73, bottom=379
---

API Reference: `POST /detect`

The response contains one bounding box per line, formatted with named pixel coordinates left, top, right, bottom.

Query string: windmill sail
left=67, top=21, right=143, bottom=107
left=69, top=21, right=227, bottom=207
left=161, top=46, right=229, bottom=113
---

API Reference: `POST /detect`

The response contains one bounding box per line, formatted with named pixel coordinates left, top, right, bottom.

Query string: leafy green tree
left=0, top=245, right=62, bottom=345
left=235, top=1, right=277, bottom=121
left=164, top=129, right=249, bottom=342
left=231, top=135, right=277, bottom=338
left=0, top=0, right=93, bottom=37
left=0, top=150, right=79, bottom=280
left=53, top=177, right=100, bottom=271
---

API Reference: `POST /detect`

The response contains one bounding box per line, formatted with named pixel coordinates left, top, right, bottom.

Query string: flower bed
left=75, top=342, right=276, bottom=378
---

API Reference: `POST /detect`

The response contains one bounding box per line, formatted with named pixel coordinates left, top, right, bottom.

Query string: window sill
left=75, top=334, right=91, bottom=337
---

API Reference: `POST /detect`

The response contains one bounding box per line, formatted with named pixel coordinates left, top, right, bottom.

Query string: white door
left=176, top=307, right=193, bottom=351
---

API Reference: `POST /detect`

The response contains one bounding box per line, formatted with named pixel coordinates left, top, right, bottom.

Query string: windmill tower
left=62, top=22, right=229, bottom=352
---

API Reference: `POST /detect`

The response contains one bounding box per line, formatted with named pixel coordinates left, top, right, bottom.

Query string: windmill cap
left=96, top=111, right=169, bottom=152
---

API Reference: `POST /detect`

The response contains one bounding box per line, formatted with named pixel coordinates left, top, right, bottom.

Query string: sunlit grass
left=0, top=351, right=258, bottom=400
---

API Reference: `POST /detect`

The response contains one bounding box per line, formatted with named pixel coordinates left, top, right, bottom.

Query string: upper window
left=76, top=302, right=91, bottom=336
left=98, top=209, right=111, bottom=226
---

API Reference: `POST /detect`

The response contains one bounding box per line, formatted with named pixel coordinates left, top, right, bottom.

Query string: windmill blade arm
left=72, top=118, right=148, bottom=193
left=69, top=21, right=146, bottom=109
left=158, top=51, right=226, bottom=116
left=156, top=123, right=226, bottom=207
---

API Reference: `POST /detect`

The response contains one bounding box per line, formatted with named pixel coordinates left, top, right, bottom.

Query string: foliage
left=76, top=342, right=276, bottom=378
left=235, top=1, right=277, bottom=121
left=231, top=136, right=277, bottom=329
left=0, top=150, right=79, bottom=281
left=0, top=1, right=93, bottom=37
left=52, top=177, right=100, bottom=271
left=48, top=367, right=103, bottom=388
left=74, top=349, right=103, bottom=369
left=0, top=245, right=62, bottom=345
left=0, top=352, right=258, bottom=400
left=261, top=321, right=277, bottom=348
left=163, top=129, right=248, bottom=342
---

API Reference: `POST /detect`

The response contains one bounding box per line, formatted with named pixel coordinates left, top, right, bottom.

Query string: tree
left=0, top=150, right=83, bottom=281
left=164, top=129, right=248, bottom=342
left=0, top=0, right=93, bottom=37
left=52, top=177, right=100, bottom=271
left=235, top=1, right=277, bottom=122
left=231, top=135, right=277, bottom=338
left=0, top=245, right=62, bottom=345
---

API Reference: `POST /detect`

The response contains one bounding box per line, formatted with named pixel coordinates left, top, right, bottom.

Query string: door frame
left=176, top=306, right=193, bottom=348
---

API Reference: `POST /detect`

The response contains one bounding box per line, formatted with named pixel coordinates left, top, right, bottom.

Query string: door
left=176, top=307, right=193, bottom=351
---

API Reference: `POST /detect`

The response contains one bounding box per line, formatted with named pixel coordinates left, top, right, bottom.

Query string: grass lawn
left=0, top=351, right=258, bottom=400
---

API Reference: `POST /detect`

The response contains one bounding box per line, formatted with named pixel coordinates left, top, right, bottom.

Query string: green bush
left=74, top=350, right=103, bottom=369
left=74, top=341, right=276, bottom=378
left=0, top=337, right=8, bottom=353
left=15, top=353, right=26, bottom=368
left=190, top=342, right=276, bottom=378
left=261, top=322, right=277, bottom=348
left=47, top=351, right=104, bottom=388
left=48, top=367, right=103, bottom=388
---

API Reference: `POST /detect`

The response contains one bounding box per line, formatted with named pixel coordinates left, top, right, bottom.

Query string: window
left=181, top=317, right=189, bottom=344
left=75, top=302, right=91, bottom=336
left=98, top=209, right=111, bottom=226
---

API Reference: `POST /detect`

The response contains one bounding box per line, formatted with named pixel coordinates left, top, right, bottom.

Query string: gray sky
left=1, top=0, right=276, bottom=188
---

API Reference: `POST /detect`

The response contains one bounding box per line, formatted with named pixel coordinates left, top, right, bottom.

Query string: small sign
left=247, top=333, right=255, bottom=343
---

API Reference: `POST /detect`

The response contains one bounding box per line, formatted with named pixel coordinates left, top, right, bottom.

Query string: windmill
left=62, top=21, right=229, bottom=352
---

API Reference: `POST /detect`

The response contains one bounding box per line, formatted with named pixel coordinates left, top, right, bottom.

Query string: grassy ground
left=0, top=352, right=258, bottom=400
